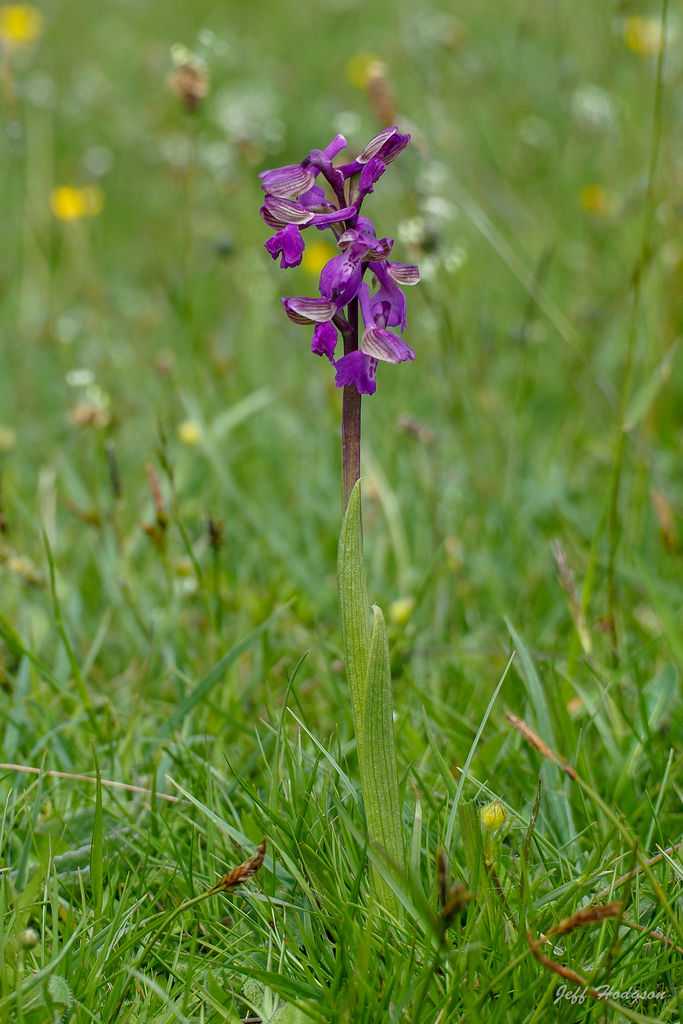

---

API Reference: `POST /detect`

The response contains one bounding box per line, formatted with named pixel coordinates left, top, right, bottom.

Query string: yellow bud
left=480, top=798, right=506, bottom=833
left=178, top=420, right=201, bottom=445
left=389, top=596, right=415, bottom=625
left=19, top=927, right=40, bottom=949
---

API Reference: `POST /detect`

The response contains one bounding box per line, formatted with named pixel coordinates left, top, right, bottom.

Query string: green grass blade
left=90, top=747, right=104, bottom=914
left=161, top=604, right=287, bottom=735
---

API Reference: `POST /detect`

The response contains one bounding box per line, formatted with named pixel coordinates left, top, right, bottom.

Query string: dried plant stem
left=594, top=841, right=682, bottom=901
left=0, top=763, right=181, bottom=803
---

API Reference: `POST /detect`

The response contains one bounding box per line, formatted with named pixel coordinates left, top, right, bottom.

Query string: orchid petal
left=367, top=237, right=393, bottom=260
left=361, top=327, right=415, bottom=364
left=319, top=250, right=364, bottom=307
left=259, top=164, right=316, bottom=198
left=298, top=184, right=331, bottom=209
left=357, top=127, right=398, bottom=163
left=311, top=321, right=338, bottom=360
left=282, top=297, right=337, bottom=324
left=367, top=262, right=407, bottom=329
left=263, top=195, right=314, bottom=226
left=264, top=225, right=305, bottom=269
left=337, top=159, right=362, bottom=180
left=357, top=157, right=386, bottom=199
left=309, top=205, right=357, bottom=226
left=378, top=131, right=410, bottom=164
left=334, top=351, right=377, bottom=395
left=321, top=134, right=348, bottom=160
left=387, top=262, right=420, bottom=286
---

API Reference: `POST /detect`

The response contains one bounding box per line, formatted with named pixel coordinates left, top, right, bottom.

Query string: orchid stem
left=342, top=297, right=361, bottom=512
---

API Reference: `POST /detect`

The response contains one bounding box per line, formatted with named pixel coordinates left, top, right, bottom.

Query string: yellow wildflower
left=0, top=4, right=43, bottom=49
left=579, top=184, right=617, bottom=218
left=345, top=52, right=387, bottom=90
left=301, top=241, right=337, bottom=277
left=178, top=420, right=201, bottom=445
left=623, top=16, right=664, bottom=56
left=50, top=185, right=104, bottom=221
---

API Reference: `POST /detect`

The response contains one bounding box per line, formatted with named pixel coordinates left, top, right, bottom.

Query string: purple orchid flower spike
left=259, top=126, right=420, bottom=505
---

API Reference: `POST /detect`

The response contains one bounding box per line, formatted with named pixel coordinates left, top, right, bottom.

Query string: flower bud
left=389, top=596, right=414, bottom=625
left=19, top=927, right=40, bottom=949
left=480, top=798, right=506, bottom=833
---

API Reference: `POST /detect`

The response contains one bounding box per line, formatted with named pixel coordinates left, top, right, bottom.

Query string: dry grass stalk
left=527, top=930, right=601, bottom=998
left=210, top=839, right=267, bottom=893
left=504, top=712, right=578, bottom=780
left=548, top=902, right=622, bottom=937
left=651, top=489, right=679, bottom=550
left=168, top=63, right=209, bottom=111
left=530, top=904, right=624, bottom=1000
left=552, top=539, right=592, bottom=655
left=0, top=762, right=182, bottom=802
left=595, top=841, right=682, bottom=900
left=366, top=62, right=396, bottom=127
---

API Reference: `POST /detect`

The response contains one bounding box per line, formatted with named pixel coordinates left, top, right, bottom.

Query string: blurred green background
left=0, top=0, right=681, bottom=758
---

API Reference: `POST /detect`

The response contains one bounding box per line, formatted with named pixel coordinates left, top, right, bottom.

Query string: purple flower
left=336, top=126, right=411, bottom=182
left=319, top=244, right=367, bottom=307
left=311, top=321, right=338, bottom=361
left=334, top=350, right=377, bottom=395
left=260, top=128, right=419, bottom=394
left=281, top=297, right=337, bottom=324
left=259, top=164, right=316, bottom=199
left=332, top=279, right=415, bottom=393
left=264, top=225, right=305, bottom=269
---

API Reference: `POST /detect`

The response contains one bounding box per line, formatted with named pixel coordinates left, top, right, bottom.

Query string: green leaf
left=458, top=799, right=483, bottom=894
left=359, top=604, right=403, bottom=914
left=338, top=482, right=404, bottom=914
left=47, top=975, right=73, bottom=1007
left=337, top=480, right=371, bottom=754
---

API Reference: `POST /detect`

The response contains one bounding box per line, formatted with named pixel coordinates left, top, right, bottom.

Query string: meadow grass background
left=0, top=0, right=681, bottom=1021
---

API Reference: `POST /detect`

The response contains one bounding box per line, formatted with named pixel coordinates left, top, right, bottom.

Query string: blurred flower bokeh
left=0, top=3, right=42, bottom=50
left=50, top=185, right=104, bottom=221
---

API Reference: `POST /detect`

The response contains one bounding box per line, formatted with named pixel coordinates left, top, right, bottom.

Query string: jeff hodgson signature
left=554, top=984, right=667, bottom=1006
